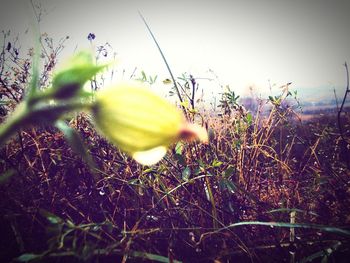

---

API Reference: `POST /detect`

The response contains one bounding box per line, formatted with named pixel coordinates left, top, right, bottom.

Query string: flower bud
left=92, top=82, right=208, bottom=165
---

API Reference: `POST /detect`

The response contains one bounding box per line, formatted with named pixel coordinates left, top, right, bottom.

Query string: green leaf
left=143, top=168, right=154, bottom=174
left=128, top=178, right=140, bottom=185
left=66, top=219, right=75, bottom=228
left=141, top=70, right=146, bottom=80
left=194, top=167, right=201, bottom=175
left=27, top=34, right=40, bottom=99
left=0, top=169, right=16, bottom=184
left=182, top=166, right=191, bottom=181
left=55, top=120, right=96, bottom=170
left=50, top=51, right=107, bottom=100
left=81, top=243, right=95, bottom=261
left=175, top=141, right=184, bottom=155
left=299, top=241, right=341, bottom=263
left=130, top=250, right=182, bottom=263
left=221, top=178, right=237, bottom=193
left=222, top=221, right=350, bottom=237
left=16, top=253, right=42, bottom=262
left=267, top=208, right=319, bottom=217
left=223, top=166, right=235, bottom=178
left=51, top=66, right=105, bottom=100
left=174, top=153, right=186, bottom=166
left=24, top=102, right=87, bottom=127
left=245, top=112, right=253, bottom=125
left=0, top=100, right=10, bottom=105
left=212, top=160, right=223, bottom=167
left=221, top=178, right=259, bottom=203
left=39, top=209, right=63, bottom=225
left=198, top=159, right=205, bottom=168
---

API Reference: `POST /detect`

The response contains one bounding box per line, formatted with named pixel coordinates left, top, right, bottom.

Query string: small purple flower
left=87, top=33, right=96, bottom=41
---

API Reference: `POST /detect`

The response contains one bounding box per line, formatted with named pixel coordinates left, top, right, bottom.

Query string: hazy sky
left=1, top=0, right=350, bottom=99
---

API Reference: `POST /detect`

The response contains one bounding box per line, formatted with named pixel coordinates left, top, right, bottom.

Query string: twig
left=190, top=74, right=196, bottom=110
left=337, top=62, right=350, bottom=141
left=337, top=62, right=350, bottom=168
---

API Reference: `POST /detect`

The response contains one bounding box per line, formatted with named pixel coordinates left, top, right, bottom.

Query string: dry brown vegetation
left=1, top=31, right=350, bottom=263
left=1, top=98, right=350, bottom=262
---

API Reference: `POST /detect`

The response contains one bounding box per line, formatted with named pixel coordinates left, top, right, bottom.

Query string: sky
left=1, top=0, right=350, bottom=101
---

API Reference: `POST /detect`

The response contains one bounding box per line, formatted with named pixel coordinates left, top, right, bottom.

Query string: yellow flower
left=92, top=82, right=208, bottom=165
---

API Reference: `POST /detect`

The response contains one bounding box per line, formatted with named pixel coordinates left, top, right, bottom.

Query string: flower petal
left=179, top=123, right=209, bottom=144
left=93, top=83, right=184, bottom=153
left=132, top=146, right=167, bottom=166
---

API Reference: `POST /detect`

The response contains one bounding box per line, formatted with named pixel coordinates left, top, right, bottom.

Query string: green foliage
left=245, top=112, right=253, bottom=125
left=218, top=85, right=240, bottom=115
left=223, top=221, right=350, bottom=237
left=0, top=50, right=107, bottom=147
left=16, top=253, right=43, bottom=262
left=136, top=70, right=158, bottom=85
left=299, top=241, right=342, bottom=263
left=211, top=159, right=223, bottom=167
left=181, top=166, right=191, bottom=181
left=0, top=169, right=16, bottom=185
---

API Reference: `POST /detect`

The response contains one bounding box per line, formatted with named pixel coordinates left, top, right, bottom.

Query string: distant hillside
left=238, top=84, right=350, bottom=111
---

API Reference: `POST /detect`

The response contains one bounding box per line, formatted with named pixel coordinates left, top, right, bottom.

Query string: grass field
left=1, top=30, right=350, bottom=263
left=1, top=89, right=350, bottom=262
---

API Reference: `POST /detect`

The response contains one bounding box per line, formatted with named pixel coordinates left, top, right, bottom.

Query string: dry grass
left=1, top=96, right=350, bottom=262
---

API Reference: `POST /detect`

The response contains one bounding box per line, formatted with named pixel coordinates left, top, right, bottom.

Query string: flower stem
left=0, top=102, right=28, bottom=147
left=0, top=101, right=93, bottom=148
